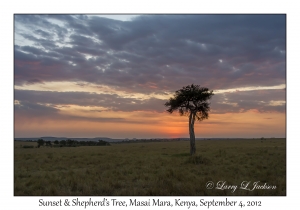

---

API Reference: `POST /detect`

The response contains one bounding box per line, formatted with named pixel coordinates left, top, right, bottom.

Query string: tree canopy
left=165, top=84, right=214, bottom=119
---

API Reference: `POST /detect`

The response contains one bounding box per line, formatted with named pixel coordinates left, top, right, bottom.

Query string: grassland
left=14, top=138, right=286, bottom=196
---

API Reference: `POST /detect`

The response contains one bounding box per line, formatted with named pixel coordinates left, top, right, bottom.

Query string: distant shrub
left=60, top=140, right=67, bottom=146
left=37, top=139, right=44, bottom=147
left=45, top=141, right=52, bottom=147
left=97, top=140, right=110, bottom=146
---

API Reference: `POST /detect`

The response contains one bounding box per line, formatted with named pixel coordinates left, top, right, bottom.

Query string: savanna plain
left=14, top=138, right=286, bottom=196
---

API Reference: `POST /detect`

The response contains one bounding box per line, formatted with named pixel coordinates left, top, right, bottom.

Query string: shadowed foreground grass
left=14, top=139, right=286, bottom=196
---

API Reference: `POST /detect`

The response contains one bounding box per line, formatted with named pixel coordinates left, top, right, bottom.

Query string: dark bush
left=37, top=139, right=44, bottom=147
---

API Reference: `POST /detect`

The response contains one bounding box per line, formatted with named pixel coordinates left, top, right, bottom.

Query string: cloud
left=14, top=97, right=164, bottom=134
left=26, top=78, right=44, bottom=85
left=14, top=100, right=59, bottom=121
left=211, top=89, right=286, bottom=113
left=14, top=14, right=286, bottom=93
left=15, top=88, right=285, bottom=114
left=14, top=89, right=167, bottom=112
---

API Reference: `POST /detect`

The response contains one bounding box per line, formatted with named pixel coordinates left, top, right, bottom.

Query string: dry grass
left=14, top=138, right=286, bottom=196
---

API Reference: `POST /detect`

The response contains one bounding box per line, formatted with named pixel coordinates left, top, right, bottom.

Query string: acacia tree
left=165, top=84, right=214, bottom=155
left=37, top=139, right=44, bottom=148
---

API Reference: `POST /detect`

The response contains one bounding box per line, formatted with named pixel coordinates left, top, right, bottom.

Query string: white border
left=2, top=0, right=298, bottom=209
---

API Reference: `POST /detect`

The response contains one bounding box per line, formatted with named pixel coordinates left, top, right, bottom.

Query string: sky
left=14, top=14, right=286, bottom=138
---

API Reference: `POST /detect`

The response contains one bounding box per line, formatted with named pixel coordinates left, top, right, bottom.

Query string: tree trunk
left=189, top=112, right=196, bottom=155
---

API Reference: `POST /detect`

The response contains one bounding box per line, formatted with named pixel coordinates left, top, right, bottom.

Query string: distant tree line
left=36, top=139, right=110, bottom=148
